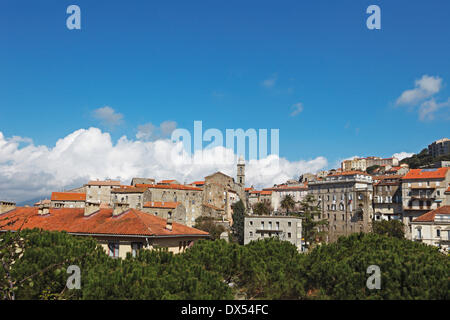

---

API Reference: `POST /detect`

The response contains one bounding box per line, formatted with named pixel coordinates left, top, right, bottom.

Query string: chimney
left=84, top=201, right=100, bottom=216
left=166, top=212, right=173, bottom=231
left=38, top=202, right=50, bottom=216
left=0, top=201, right=16, bottom=215
left=113, top=202, right=129, bottom=216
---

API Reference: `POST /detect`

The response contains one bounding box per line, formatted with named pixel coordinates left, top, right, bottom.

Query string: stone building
left=85, top=180, right=121, bottom=205
left=136, top=183, right=204, bottom=227
left=130, top=178, right=155, bottom=186
left=142, top=201, right=186, bottom=225
left=411, top=205, right=450, bottom=253
left=401, top=167, right=450, bottom=239
left=110, top=186, right=151, bottom=210
left=308, top=171, right=374, bottom=243
left=244, top=215, right=303, bottom=251
left=428, top=138, right=450, bottom=157
left=51, top=192, right=86, bottom=208
left=372, top=175, right=403, bottom=221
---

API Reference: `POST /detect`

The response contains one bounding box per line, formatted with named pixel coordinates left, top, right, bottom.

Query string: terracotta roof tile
left=413, top=206, right=450, bottom=222
left=51, top=192, right=86, bottom=201
left=402, top=168, right=449, bottom=180
left=0, top=207, right=208, bottom=237
left=136, top=184, right=202, bottom=191
left=143, top=201, right=179, bottom=209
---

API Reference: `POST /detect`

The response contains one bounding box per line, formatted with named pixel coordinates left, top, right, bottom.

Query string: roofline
left=0, top=229, right=210, bottom=239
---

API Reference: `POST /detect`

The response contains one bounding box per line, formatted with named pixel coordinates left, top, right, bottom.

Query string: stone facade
left=372, top=176, right=403, bottom=221
left=308, top=171, right=374, bottom=243
left=85, top=180, right=121, bottom=205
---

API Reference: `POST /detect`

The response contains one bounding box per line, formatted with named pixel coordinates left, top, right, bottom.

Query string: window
left=108, top=242, right=119, bottom=258
left=287, top=232, right=291, bottom=238
left=437, top=230, right=441, bottom=237
left=288, top=222, right=291, bottom=227
left=249, top=221, right=253, bottom=226
left=249, top=231, right=253, bottom=237
left=131, top=242, right=143, bottom=258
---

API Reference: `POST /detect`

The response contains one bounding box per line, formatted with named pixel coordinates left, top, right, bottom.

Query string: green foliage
left=194, top=216, right=225, bottom=240
left=280, top=194, right=296, bottom=214
left=231, top=200, right=245, bottom=245
left=252, top=200, right=272, bottom=216
left=304, top=233, right=449, bottom=300
left=292, top=195, right=328, bottom=249
left=372, top=220, right=405, bottom=239
left=400, top=148, right=450, bottom=169
left=2, top=229, right=448, bottom=300
left=366, top=165, right=381, bottom=174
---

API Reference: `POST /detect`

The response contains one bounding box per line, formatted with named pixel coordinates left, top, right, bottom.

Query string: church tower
left=237, top=155, right=245, bottom=186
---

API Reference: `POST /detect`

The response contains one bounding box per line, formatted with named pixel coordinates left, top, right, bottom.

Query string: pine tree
left=231, top=200, right=246, bottom=245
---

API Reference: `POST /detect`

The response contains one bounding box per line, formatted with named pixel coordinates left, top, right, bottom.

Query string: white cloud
left=0, top=128, right=328, bottom=202
left=92, top=106, right=124, bottom=127
left=392, top=152, right=414, bottom=161
left=290, top=102, right=304, bottom=116
left=136, top=121, right=177, bottom=141
left=418, top=98, right=450, bottom=122
left=396, top=75, right=442, bottom=106
left=262, top=74, right=277, bottom=88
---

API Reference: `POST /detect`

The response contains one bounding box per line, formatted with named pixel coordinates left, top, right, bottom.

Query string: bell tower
left=237, top=155, right=245, bottom=186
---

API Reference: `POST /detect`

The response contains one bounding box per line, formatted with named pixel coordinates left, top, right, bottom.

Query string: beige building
left=401, top=168, right=450, bottom=239
left=308, top=171, right=374, bottom=243
left=85, top=180, right=121, bottom=205
left=244, top=215, right=303, bottom=251
left=411, top=205, right=450, bottom=253
left=341, top=157, right=399, bottom=172
left=263, top=184, right=308, bottom=213
left=0, top=202, right=210, bottom=258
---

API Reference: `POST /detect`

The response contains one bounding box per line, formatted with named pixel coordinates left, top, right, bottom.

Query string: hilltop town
left=1, top=138, right=449, bottom=257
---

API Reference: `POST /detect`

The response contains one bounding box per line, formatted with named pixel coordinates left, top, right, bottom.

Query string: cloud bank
left=396, top=75, right=450, bottom=121
left=0, top=128, right=327, bottom=202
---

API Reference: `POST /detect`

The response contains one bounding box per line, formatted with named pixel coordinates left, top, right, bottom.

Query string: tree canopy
left=1, top=229, right=448, bottom=300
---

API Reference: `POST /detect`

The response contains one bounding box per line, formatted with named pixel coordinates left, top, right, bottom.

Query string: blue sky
left=1, top=0, right=449, bottom=169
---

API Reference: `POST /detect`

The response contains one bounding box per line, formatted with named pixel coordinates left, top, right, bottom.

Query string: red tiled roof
left=111, top=187, right=146, bottom=193
left=445, top=186, right=450, bottom=194
left=264, top=185, right=308, bottom=191
left=0, top=207, right=209, bottom=237
left=158, top=179, right=176, bottom=184
left=329, top=171, right=370, bottom=177
left=143, top=201, right=179, bottom=209
left=245, top=187, right=253, bottom=191
left=136, top=184, right=202, bottom=191
left=413, top=206, right=450, bottom=222
left=250, top=190, right=261, bottom=194
left=402, top=168, right=449, bottom=180
left=260, top=191, right=272, bottom=195
left=87, top=180, right=121, bottom=186
left=191, top=181, right=205, bottom=185
left=51, top=192, right=86, bottom=201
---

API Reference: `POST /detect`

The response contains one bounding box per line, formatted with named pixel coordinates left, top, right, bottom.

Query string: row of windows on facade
left=415, top=229, right=450, bottom=239
left=317, top=194, right=363, bottom=201
left=248, top=231, right=293, bottom=238
left=107, top=240, right=192, bottom=258
left=248, top=220, right=293, bottom=229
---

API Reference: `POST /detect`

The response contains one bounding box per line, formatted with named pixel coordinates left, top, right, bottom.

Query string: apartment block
left=244, top=215, right=303, bottom=251
left=308, top=171, right=374, bottom=243
left=401, top=167, right=450, bottom=239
